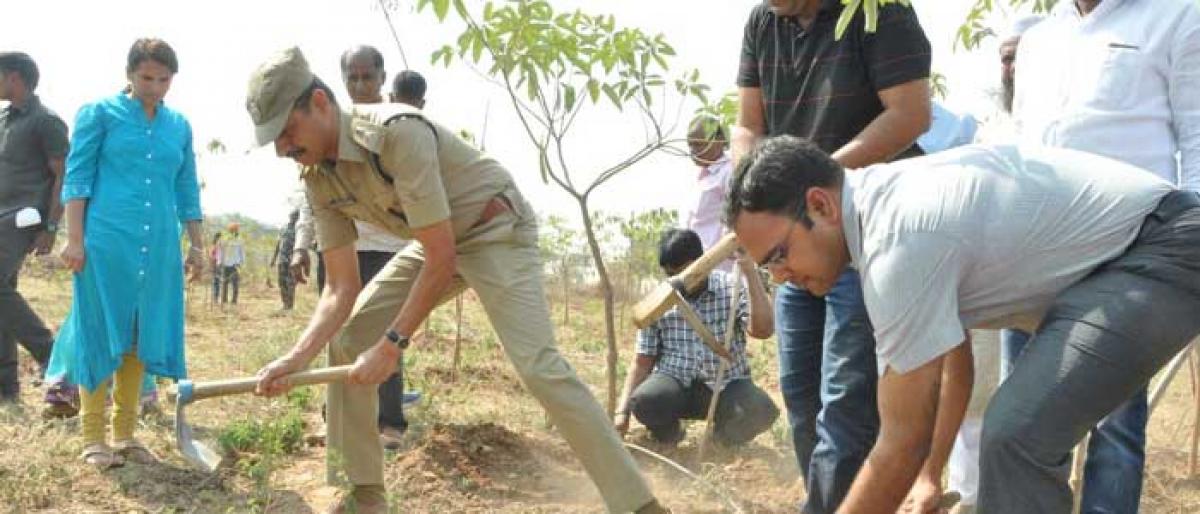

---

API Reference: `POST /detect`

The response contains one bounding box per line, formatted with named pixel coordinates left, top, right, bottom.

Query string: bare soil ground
left=1, top=262, right=1197, bottom=513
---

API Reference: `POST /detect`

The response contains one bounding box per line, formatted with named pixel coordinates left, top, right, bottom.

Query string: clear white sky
left=5, top=0, right=1031, bottom=227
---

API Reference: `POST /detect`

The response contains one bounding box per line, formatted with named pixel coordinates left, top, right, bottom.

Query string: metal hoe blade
left=174, top=380, right=223, bottom=471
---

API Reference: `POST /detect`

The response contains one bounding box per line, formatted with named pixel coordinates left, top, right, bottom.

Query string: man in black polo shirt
left=0, top=52, right=76, bottom=414
left=733, top=1, right=931, bottom=512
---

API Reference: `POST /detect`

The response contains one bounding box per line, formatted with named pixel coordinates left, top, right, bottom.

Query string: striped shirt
left=737, top=0, right=931, bottom=157
left=637, top=270, right=751, bottom=389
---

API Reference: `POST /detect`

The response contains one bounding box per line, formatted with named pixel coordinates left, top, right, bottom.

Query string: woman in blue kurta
left=49, top=38, right=204, bottom=468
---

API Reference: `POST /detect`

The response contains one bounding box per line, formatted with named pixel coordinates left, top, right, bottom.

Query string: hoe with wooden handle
left=172, top=365, right=353, bottom=471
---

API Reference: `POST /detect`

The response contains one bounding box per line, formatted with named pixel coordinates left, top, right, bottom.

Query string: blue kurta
left=47, top=92, right=202, bottom=391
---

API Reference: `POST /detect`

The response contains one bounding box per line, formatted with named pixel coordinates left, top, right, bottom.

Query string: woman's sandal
left=80, top=443, right=124, bottom=470
left=113, top=439, right=157, bottom=465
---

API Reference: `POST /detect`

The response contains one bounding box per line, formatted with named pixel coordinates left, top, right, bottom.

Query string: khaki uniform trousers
left=324, top=210, right=654, bottom=512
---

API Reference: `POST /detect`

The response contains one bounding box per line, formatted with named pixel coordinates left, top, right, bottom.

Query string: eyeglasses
left=758, top=222, right=795, bottom=272
left=757, top=207, right=808, bottom=273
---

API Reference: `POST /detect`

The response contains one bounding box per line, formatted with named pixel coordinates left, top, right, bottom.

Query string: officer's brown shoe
left=635, top=499, right=672, bottom=514
left=325, top=485, right=388, bottom=514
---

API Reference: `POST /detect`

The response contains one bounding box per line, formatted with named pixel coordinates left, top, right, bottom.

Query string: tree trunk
left=618, top=252, right=633, bottom=331
left=579, top=200, right=619, bottom=416
left=562, top=256, right=570, bottom=328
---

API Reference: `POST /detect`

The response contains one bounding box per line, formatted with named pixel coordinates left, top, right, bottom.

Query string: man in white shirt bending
left=728, top=136, right=1200, bottom=513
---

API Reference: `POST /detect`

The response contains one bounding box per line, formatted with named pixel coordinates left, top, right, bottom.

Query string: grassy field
left=2, top=258, right=1199, bottom=513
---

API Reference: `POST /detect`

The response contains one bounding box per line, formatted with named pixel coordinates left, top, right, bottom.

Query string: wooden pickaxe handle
left=178, top=365, right=353, bottom=404
left=633, top=233, right=739, bottom=328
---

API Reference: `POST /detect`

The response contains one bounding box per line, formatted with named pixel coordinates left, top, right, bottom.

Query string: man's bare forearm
left=839, top=358, right=943, bottom=513
left=840, top=438, right=931, bottom=513
left=918, top=340, right=973, bottom=482
left=288, top=287, right=358, bottom=364
left=739, top=259, right=774, bottom=339
left=46, top=159, right=65, bottom=225
left=831, top=107, right=928, bottom=170
left=618, top=355, right=655, bottom=414
left=731, top=125, right=763, bottom=167
left=387, top=256, right=456, bottom=338
left=185, top=220, right=204, bottom=249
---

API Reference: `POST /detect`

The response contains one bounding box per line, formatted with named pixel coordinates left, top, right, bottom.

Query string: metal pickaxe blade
left=172, top=365, right=353, bottom=471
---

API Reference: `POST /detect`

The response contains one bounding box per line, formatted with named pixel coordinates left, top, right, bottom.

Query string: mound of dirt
left=395, top=423, right=542, bottom=496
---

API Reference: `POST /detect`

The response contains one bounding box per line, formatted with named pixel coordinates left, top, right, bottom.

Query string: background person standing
left=0, top=51, right=77, bottom=415
left=1010, top=1, right=1200, bottom=510
left=218, top=222, right=244, bottom=305
left=49, top=38, right=204, bottom=468
left=270, top=209, right=299, bottom=310
left=733, top=1, right=932, bottom=511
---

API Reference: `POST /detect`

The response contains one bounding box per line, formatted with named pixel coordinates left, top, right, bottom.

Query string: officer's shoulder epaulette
left=349, top=112, right=389, bottom=154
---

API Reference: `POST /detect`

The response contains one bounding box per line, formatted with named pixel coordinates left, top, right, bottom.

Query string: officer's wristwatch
left=384, top=329, right=410, bottom=350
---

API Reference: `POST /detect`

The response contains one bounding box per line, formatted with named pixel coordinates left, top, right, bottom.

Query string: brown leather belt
left=471, top=194, right=514, bottom=228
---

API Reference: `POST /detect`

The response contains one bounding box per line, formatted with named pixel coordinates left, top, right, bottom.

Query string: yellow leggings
left=79, top=353, right=145, bottom=446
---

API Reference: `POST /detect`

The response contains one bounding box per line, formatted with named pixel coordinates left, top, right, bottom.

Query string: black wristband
left=385, top=329, right=410, bottom=350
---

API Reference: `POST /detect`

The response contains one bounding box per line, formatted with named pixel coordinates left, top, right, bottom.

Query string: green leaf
left=863, top=0, right=878, bottom=33
left=564, top=85, right=577, bottom=111
left=431, top=45, right=455, bottom=67
left=601, top=83, right=621, bottom=109
left=834, top=0, right=862, bottom=40
left=472, top=31, right=485, bottom=61
left=527, top=76, right=539, bottom=101
left=452, top=0, right=468, bottom=20
left=587, top=78, right=600, bottom=102
left=651, top=52, right=668, bottom=71
left=433, top=0, right=450, bottom=21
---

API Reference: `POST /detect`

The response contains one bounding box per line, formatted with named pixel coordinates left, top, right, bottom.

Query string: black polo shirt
left=738, top=0, right=931, bottom=158
left=0, top=95, right=69, bottom=217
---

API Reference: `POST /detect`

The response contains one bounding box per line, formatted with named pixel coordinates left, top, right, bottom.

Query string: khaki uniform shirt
left=302, top=104, right=518, bottom=251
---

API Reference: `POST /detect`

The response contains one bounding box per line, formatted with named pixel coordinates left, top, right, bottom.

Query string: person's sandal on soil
left=379, top=425, right=405, bottom=451
left=635, top=499, right=672, bottom=513
left=80, top=443, right=124, bottom=470
left=113, top=439, right=157, bottom=464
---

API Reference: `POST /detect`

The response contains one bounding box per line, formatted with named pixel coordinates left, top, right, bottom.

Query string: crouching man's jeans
left=775, top=270, right=879, bottom=514
left=629, top=373, right=779, bottom=446
left=980, top=191, right=1200, bottom=513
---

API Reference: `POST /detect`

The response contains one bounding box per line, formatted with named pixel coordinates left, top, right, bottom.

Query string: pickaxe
left=632, top=233, right=740, bottom=361
left=172, top=365, right=352, bottom=471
